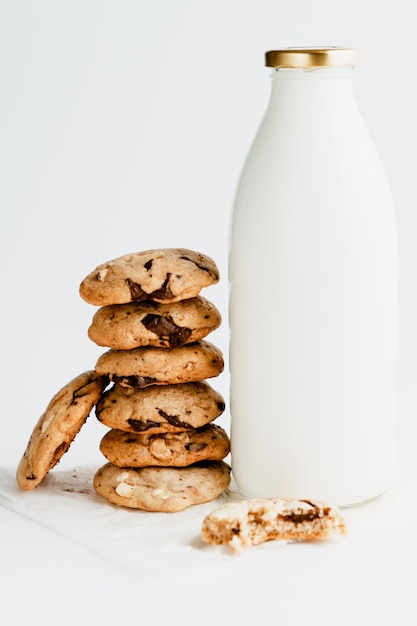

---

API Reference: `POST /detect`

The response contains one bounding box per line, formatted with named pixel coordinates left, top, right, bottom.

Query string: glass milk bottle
left=229, top=48, right=397, bottom=506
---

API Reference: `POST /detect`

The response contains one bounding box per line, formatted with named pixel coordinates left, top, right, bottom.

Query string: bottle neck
left=269, top=66, right=357, bottom=110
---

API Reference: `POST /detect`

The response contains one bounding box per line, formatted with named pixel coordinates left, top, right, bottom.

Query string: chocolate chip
left=144, top=259, right=153, bottom=271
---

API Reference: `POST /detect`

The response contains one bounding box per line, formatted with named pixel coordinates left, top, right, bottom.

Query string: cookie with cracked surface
left=87, top=295, right=221, bottom=350
left=99, top=423, right=230, bottom=468
left=95, top=380, right=225, bottom=434
left=93, top=460, right=231, bottom=512
left=79, top=248, right=220, bottom=306
left=201, top=498, right=347, bottom=552
left=95, top=340, right=224, bottom=388
left=16, top=370, right=109, bottom=491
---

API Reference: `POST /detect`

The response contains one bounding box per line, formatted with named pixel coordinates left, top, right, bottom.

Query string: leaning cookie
left=201, top=498, right=347, bottom=553
left=79, top=248, right=220, bottom=306
left=16, top=371, right=109, bottom=491
left=87, top=296, right=221, bottom=350
left=96, top=380, right=225, bottom=434
left=93, top=461, right=231, bottom=512
left=99, top=424, right=230, bottom=468
left=95, top=340, right=224, bottom=388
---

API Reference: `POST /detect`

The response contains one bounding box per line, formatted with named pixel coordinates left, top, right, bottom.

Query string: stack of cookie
left=79, top=248, right=231, bottom=512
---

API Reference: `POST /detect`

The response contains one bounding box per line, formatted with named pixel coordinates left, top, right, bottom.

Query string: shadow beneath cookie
left=188, top=534, right=234, bottom=557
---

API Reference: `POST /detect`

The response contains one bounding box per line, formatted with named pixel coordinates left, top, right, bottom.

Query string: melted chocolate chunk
left=71, top=375, right=109, bottom=404
left=151, top=274, right=174, bottom=300
left=179, top=255, right=216, bottom=277
left=126, top=279, right=148, bottom=302
left=127, top=418, right=161, bottom=432
left=282, top=501, right=323, bottom=524
left=170, top=327, right=192, bottom=347
left=285, top=512, right=319, bottom=524
left=126, top=274, right=174, bottom=302
left=71, top=385, right=88, bottom=404
left=112, top=375, right=156, bottom=389
left=52, top=441, right=68, bottom=466
left=141, top=313, right=176, bottom=335
left=157, top=409, right=191, bottom=429
left=141, top=313, right=191, bottom=347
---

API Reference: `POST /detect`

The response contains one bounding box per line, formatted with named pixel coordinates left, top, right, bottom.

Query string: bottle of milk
left=229, top=47, right=397, bottom=507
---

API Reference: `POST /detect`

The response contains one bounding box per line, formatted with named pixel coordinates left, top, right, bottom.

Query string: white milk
left=229, top=49, right=397, bottom=506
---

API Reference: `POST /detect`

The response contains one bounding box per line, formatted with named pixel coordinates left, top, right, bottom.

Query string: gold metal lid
left=265, top=47, right=358, bottom=68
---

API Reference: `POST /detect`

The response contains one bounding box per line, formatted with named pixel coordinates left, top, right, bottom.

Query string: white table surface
left=2, top=433, right=416, bottom=626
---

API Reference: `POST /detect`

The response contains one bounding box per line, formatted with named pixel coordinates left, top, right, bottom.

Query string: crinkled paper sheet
left=0, top=465, right=246, bottom=575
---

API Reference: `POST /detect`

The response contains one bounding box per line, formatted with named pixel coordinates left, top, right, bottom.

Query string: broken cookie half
left=201, top=497, right=347, bottom=553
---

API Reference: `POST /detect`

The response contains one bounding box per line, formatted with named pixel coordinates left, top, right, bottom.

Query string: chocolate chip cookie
left=201, top=498, right=347, bottom=552
left=79, top=248, right=220, bottom=306
left=93, top=460, right=231, bottom=512
left=16, top=371, right=108, bottom=491
left=96, top=380, right=225, bottom=433
left=95, top=340, right=224, bottom=388
left=87, top=296, right=221, bottom=350
left=99, top=423, right=230, bottom=468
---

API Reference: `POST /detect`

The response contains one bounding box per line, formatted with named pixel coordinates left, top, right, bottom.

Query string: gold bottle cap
left=265, top=47, right=358, bottom=68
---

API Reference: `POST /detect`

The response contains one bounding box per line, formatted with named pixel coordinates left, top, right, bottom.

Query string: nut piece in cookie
left=201, top=498, right=347, bottom=552
left=16, top=371, right=108, bottom=491
left=79, top=248, right=220, bottom=306
left=87, top=296, right=221, bottom=350
left=95, top=340, right=224, bottom=388
left=93, top=460, right=231, bottom=512
left=99, top=424, right=230, bottom=468
left=95, top=380, right=225, bottom=434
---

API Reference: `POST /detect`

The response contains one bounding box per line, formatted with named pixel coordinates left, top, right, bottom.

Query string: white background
left=0, top=1, right=416, bottom=624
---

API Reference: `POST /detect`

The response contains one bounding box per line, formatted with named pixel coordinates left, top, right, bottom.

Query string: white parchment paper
left=0, top=464, right=248, bottom=575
